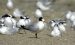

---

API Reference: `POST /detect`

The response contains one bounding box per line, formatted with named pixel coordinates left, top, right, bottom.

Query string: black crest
left=39, top=17, right=43, bottom=21
left=20, top=16, right=24, bottom=19
left=2, top=14, right=10, bottom=18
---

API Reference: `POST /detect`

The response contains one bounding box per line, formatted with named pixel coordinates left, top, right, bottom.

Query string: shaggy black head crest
left=39, top=17, right=43, bottom=21
left=20, top=16, right=24, bottom=19
left=2, top=14, right=10, bottom=18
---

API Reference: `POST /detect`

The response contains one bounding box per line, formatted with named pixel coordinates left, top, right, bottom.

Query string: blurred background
left=0, top=0, right=75, bottom=45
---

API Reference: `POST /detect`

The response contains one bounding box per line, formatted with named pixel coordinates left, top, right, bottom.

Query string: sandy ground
left=0, top=0, right=75, bottom=45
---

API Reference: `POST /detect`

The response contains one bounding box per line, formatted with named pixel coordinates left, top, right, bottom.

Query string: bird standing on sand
left=24, top=17, right=46, bottom=38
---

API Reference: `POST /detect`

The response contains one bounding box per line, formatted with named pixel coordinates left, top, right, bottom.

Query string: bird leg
left=35, top=33, right=38, bottom=38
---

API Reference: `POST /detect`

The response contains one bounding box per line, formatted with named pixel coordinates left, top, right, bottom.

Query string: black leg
left=35, top=33, right=37, bottom=38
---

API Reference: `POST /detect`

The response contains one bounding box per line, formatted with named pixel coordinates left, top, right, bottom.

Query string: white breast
left=51, top=22, right=56, bottom=27
left=36, top=21, right=45, bottom=30
left=58, top=24, right=66, bottom=32
left=24, top=19, right=32, bottom=26
left=0, top=26, right=19, bottom=35
left=4, top=17, right=13, bottom=27
left=51, top=26, right=61, bottom=37
left=0, top=26, right=8, bottom=34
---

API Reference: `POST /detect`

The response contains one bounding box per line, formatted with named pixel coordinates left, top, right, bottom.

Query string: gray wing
left=25, top=23, right=39, bottom=32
